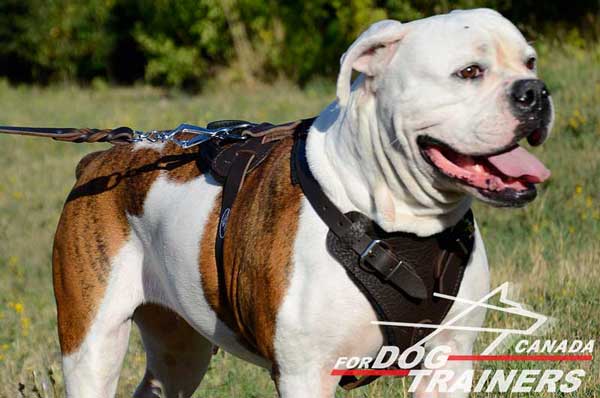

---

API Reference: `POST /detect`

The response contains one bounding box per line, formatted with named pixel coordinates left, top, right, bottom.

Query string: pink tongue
left=487, top=146, right=551, bottom=183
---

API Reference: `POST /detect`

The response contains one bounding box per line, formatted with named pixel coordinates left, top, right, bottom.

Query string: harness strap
left=338, top=375, right=380, bottom=390
left=215, top=150, right=256, bottom=269
left=292, top=130, right=427, bottom=300
left=212, top=122, right=300, bottom=298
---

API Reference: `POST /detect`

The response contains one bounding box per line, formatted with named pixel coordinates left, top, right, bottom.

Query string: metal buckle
left=132, top=122, right=256, bottom=149
left=359, top=239, right=384, bottom=272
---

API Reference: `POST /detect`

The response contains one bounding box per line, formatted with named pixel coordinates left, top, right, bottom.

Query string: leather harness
left=203, top=118, right=475, bottom=390
left=0, top=118, right=475, bottom=390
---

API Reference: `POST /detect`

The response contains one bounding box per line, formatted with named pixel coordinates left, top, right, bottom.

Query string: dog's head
left=337, top=9, right=553, bottom=207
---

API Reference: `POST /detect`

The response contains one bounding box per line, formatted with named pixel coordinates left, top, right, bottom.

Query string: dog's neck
left=306, top=89, right=471, bottom=237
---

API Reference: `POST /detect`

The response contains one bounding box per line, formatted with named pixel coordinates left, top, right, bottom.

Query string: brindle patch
left=53, top=141, right=203, bottom=354
left=199, top=138, right=303, bottom=361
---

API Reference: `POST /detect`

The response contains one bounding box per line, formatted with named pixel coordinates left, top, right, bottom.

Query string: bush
left=0, top=0, right=115, bottom=83
left=0, top=0, right=597, bottom=88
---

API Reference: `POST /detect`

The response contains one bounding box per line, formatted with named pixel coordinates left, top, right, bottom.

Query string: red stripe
left=448, top=354, right=593, bottom=361
left=330, top=355, right=593, bottom=377
left=330, top=369, right=410, bottom=376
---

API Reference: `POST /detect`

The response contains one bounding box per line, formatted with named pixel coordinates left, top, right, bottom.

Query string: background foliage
left=0, top=0, right=598, bottom=88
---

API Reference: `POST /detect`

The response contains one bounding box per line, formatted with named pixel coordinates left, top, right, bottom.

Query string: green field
left=0, top=42, right=598, bottom=397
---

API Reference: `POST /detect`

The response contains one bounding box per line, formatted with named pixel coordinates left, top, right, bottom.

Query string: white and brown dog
left=52, top=9, right=552, bottom=398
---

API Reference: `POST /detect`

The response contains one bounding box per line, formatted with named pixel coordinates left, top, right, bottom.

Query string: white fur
left=63, top=238, right=144, bottom=397
left=132, top=141, right=167, bottom=152
left=61, top=8, right=553, bottom=398
left=128, top=173, right=268, bottom=367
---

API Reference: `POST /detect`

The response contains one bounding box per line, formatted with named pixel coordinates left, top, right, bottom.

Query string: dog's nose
left=510, top=79, right=550, bottom=113
left=509, top=79, right=552, bottom=146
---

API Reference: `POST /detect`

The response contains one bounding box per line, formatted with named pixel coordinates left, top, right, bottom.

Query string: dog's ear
left=337, top=20, right=405, bottom=106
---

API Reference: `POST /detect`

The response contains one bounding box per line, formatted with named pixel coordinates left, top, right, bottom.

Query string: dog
left=52, top=8, right=553, bottom=398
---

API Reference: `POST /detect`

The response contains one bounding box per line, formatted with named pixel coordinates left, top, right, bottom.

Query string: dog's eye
left=457, top=64, right=484, bottom=79
left=525, top=57, right=536, bottom=70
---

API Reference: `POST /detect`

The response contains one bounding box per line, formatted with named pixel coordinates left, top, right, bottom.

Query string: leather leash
left=0, top=122, right=256, bottom=148
left=0, top=125, right=136, bottom=144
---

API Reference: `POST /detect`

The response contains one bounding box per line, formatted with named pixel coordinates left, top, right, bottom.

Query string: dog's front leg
left=411, top=227, right=489, bottom=398
left=411, top=333, right=476, bottom=398
left=275, top=365, right=340, bottom=398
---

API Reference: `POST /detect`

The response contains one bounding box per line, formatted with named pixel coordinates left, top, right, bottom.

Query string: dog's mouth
left=418, top=136, right=551, bottom=205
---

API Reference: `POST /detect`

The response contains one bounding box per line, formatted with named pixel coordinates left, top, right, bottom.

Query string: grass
left=0, top=41, right=599, bottom=397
